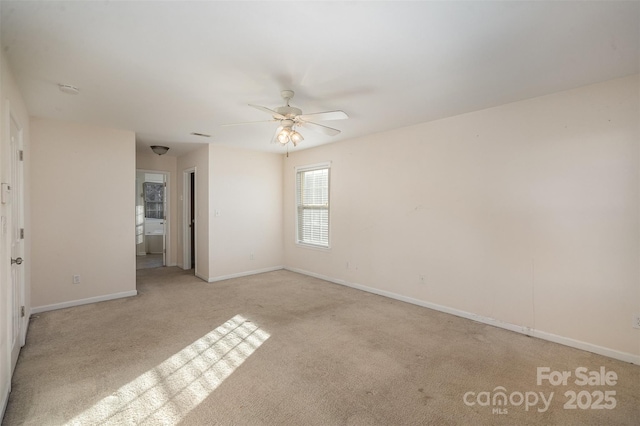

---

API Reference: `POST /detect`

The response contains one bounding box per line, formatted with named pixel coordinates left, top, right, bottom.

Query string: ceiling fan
left=227, top=90, right=348, bottom=147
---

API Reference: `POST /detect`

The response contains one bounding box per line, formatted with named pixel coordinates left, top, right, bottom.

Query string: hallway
left=136, top=254, right=163, bottom=270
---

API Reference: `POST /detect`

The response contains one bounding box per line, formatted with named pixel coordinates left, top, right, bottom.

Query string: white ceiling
left=1, top=1, right=638, bottom=156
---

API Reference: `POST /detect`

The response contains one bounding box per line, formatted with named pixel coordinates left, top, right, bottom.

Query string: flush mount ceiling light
left=151, top=145, right=170, bottom=155
left=58, top=84, right=80, bottom=95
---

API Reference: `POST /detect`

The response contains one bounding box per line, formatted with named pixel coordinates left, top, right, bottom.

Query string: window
left=143, top=182, right=164, bottom=219
left=296, top=163, right=330, bottom=248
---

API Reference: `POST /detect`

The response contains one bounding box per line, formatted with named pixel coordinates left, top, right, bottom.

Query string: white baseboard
left=31, top=290, right=138, bottom=314
left=285, top=267, right=640, bottom=366
left=206, top=266, right=284, bottom=283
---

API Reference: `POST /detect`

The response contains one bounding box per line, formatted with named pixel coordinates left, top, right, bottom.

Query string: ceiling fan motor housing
left=280, top=119, right=295, bottom=128
left=275, top=106, right=302, bottom=118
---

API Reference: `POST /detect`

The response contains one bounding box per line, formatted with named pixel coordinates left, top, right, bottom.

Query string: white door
left=9, top=113, right=25, bottom=372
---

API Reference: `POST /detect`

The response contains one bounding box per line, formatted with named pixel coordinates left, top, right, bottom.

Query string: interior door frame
left=182, top=167, right=196, bottom=270
left=136, top=169, right=170, bottom=266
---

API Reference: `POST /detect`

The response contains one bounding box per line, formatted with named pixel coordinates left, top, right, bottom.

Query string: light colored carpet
left=136, top=254, right=163, bottom=270
left=3, top=268, right=639, bottom=425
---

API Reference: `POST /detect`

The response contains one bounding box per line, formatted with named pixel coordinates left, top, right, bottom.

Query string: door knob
left=11, top=257, right=23, bottom=265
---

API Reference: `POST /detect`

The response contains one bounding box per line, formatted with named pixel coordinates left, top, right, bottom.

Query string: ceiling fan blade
left=297, top=110, right=348, bottom=121
left=221, top=119, right=277, bottom=127
left=299, top=120, right=341, bottom=137
left=249, top=104, right=286, bottom=120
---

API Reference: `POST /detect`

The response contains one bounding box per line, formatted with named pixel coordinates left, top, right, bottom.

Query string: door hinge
left=20, top=228, right=24, bottom=239
left=21, top=306, right=25, bottom=317
left=19, top=150, right=24, bottom=161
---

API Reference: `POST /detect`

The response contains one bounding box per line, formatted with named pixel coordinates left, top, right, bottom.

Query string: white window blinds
left=296, top=164, right=330, bottom=248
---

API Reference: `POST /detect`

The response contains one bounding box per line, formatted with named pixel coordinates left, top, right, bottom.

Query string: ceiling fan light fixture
left=277, top=129, right=289, bottom=145
left=290, top=130, right=303, bottom=146
left=278, top=127, right=294, bottom=145
left=239, top=89, right=347, bottom=148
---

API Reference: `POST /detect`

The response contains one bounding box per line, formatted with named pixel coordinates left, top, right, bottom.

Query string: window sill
left=295, top=242, right=331, bottom=252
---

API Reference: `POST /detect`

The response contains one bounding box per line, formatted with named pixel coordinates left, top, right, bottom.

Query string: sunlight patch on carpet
left=67, top=315, right=269, bottom=425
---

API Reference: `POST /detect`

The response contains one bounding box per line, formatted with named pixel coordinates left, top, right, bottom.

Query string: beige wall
left=136, top=152, right=178, bottom=266
left=30, top=118, right=136, bottom=309
left=284, top=74, right=640, bottom=361
left=175, top=144, right=283, bottom=281
left=208, top=145, right=283, bottom=280
left=0, top=49, right=31, bottom=416
left=177, top=145, right=210, bottom=278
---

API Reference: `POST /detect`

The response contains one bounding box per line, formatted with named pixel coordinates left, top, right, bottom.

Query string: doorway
left=183, top=168, right=196, bottom=270
left=136, top=170, right=169, bottom=270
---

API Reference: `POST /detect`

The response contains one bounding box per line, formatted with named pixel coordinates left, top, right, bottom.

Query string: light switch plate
left=1, top=183, right=10, bottom=204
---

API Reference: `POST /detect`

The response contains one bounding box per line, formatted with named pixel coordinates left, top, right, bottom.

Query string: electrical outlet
left=249, top=253, right=254, bottom=260
left=633, top=313, right=640, bottom=329
left=72, top=274, right=81, bottom=285
left=419, top=275, right=426, bottom=284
